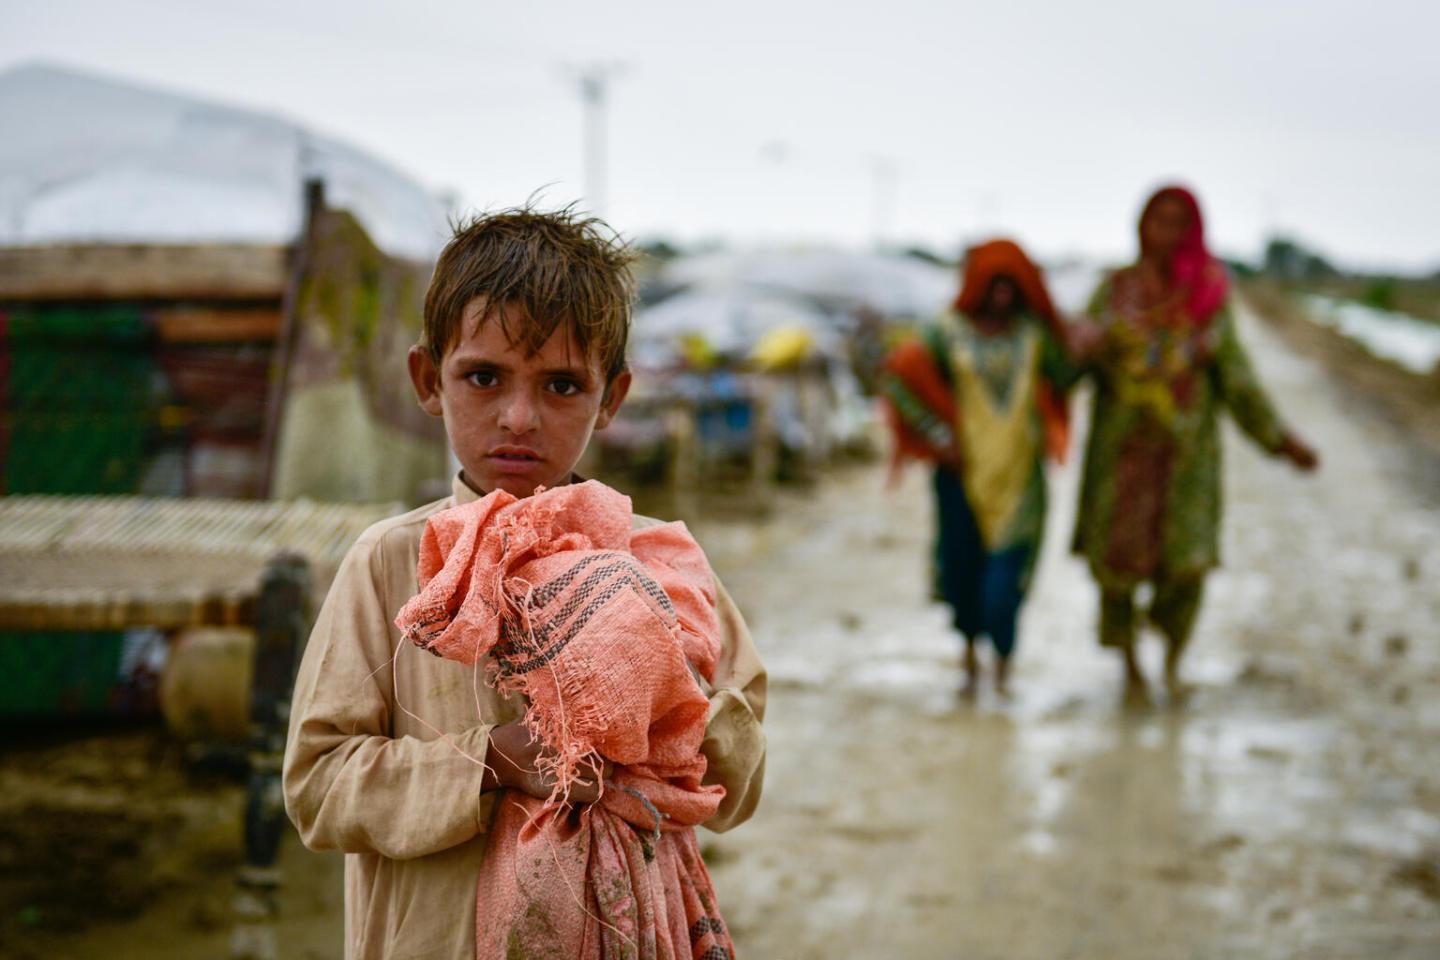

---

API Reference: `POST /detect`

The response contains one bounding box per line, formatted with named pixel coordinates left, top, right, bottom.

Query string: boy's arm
left=282, top=532, right=494, bottom=860
left=698, top=577, right=767, bottom=833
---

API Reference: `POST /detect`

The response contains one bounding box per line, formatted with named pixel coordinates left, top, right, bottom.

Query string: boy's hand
left=482, top=720, right=611, bottom=804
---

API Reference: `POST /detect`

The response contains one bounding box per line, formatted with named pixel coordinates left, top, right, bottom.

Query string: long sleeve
left=282, top=528, right=495, bottom=861
left=1084, top=274, right=1113, bottom=321
left=698, top=577, right=767, bottom=833
left=1210, top=306, right=1287, bottom=453
left=1056, top=275, right=1118, bottom=386
left=880, top=370, right=956, bottom=452
left=1040, top=323, right=1085, bottom=391
left=877, top=322, right=960, bottom=460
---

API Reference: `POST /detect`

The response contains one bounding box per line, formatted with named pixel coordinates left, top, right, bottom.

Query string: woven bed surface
left=0, top=495, right=397, bottom=629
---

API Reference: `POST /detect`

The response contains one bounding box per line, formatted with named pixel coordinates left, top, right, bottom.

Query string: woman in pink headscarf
left=1072, top=186, right=1318, bottom=702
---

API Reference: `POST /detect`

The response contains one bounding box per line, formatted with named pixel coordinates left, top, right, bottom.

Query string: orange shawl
left=880, top=335, right=959, bottom=464
left=395, top=481, right=734, bottom=959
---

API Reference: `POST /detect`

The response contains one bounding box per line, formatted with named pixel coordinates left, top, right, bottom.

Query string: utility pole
left=1260, top=189, right=1281, bottom=255
left=566, top=62, right=625, bottom=218
left=868, top=156, right=898, bottom=252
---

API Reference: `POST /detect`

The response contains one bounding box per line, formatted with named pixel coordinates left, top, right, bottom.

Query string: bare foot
left=1163, top=658, right=1193, bottom=704
left=1123, top=676, right=1152, bottom=709
left=959, top=642, right=980, bottom=699
left=994, top=657, right=1013, bottom=699
left=1122, top=647, right=1151, bottom=708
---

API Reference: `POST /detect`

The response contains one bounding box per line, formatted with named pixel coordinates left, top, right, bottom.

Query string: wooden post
left=749, top=376, right=777, bottom=510
left=258, top=179, right=325, bottom=499
left=800, top=365, right=829, bottom=480
left=665, top=399, right=698, bottom=521
left=231, top=552, right=311, bottom=960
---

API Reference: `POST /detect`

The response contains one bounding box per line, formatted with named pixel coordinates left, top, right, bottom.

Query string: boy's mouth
left=486, top=445, right=544, bottom=473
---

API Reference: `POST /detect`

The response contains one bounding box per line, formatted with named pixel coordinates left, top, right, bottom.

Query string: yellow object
left=948, top=319, right=1040, bottom=548
left=750, top=326, right=816, bottom=370
left=679, top=333, right=720, bottom=370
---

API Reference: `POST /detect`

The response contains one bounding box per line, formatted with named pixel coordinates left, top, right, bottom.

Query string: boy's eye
left=547, top=378, right=583, bottom=397
left=466, top=370, right=498, bottom=388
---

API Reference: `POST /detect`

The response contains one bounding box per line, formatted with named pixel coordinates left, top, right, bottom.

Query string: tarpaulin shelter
left=661, top=248, right=954, bottom=321
left=0, top=64, right=453, bottom=716
left=0, top=63, right=450, bottom=504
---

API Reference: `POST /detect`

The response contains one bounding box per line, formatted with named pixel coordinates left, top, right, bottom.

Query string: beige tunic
left=282, top=475, right=767, bottom=959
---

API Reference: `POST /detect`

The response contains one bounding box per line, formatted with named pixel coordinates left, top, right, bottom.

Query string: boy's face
left=408, top=298, right=630, bottom=499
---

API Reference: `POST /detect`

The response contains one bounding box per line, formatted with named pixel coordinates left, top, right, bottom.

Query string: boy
left=282, top=208, right=767, bottom=959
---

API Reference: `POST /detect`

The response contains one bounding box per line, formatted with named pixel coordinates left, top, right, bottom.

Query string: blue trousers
left=933, top=467, right=1032, bottom=659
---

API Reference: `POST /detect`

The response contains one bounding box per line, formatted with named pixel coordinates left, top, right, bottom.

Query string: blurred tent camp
left=0, top=63, right=451, bottom=507
left=0, top=66, right=459, bottom=942
left=605, top=249, right=954, bottom=492
left=0, top=63, right=446, bottom=258
left=0, top=63, right=452, bottom=723
left=0, top=63, right=978, bottom=718
left=662, top=248, right=954, bottom=319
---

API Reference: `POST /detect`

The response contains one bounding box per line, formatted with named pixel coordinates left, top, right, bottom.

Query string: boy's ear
left=594, top=369, right=632, bottom=431
left=408, top=345, right=445, bottom=417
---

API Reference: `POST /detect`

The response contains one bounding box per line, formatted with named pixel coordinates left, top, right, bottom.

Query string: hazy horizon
left=3, top=0, right=1437, bottom=273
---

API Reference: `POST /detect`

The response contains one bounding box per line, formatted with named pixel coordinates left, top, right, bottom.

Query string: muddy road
left=5, top=305, right=1438, bottom=959
left=700, top=305, right=1440, bottom=959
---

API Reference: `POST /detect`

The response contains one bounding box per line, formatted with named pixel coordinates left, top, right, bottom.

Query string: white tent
left=633, top=286, right=840, bottom=365
left=0, top=63, right=449, bottom=261
left=661, top=248, right=955, bottom=319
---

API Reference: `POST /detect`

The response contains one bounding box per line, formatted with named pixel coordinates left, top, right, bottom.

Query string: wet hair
left=421, top=204, right=637, bottom=381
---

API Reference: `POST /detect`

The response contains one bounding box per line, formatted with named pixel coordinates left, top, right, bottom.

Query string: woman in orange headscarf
left=1072, top=186, right=1318, bottom=701
left=880, top=239, right=1076, bottom=696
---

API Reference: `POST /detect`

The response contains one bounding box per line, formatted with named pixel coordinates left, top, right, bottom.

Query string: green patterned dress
left=1073, top=271, right=1288, bottom=592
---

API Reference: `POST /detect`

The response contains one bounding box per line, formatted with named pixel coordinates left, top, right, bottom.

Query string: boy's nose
left=496, top=390, right=541, bottom=435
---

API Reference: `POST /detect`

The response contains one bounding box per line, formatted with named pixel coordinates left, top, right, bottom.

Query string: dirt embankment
left=0, top=727, right=343, bottom=960
left=1242, top=280, right=1440, bottom=492
left=0, top=731, right=239, bottom=953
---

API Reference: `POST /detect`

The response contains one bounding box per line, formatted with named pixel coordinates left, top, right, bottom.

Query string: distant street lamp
left=563, top=62, right=626, bottom=218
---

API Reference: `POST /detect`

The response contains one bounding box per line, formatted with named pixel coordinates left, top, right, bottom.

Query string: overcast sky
left=3, top=0, right=1436, bottom=270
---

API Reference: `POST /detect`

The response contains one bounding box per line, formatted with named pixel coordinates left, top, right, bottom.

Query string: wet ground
left=5, top=304, right=1439, bottom=958
left=699, top=304, right=1440, bottom=959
